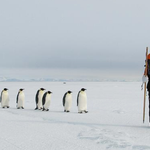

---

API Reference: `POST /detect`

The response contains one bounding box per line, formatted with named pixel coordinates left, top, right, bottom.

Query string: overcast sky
left=0, top=0, right=150, bottom=79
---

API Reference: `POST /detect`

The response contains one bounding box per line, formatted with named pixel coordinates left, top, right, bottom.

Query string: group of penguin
left=0, top=88, right=88, bottom=113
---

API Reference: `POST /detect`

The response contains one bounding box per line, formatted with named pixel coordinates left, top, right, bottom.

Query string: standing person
left=143, top=54, right=150, bottom=123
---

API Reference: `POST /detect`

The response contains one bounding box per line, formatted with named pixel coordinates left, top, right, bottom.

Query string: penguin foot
left=42, top=108, right=45, bottom=111
left=64, top=110, right=66, bottom=112
left=35, top=107, right=38, bottom=110
left=21, top=107, right=24, bottom=109
left=2, top=107, right=5, bottom=109
left=17, top=107, right=20, bottom=109
left=46, top=109, right=49, bottom=111
left=39, top=107, right=43, bottom=110
left=7, top=106, right=9, bottom=108
left=78, top=112, right=83, bottom=114
left=84, top=110, right=88, bottom=113
left=66, top=110, right=70, bottom=113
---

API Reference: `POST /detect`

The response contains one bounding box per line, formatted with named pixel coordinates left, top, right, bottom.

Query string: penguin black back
left=16, top=92, right=19, bottom=103
left=42, top=92, right=47, bottom=105
left=77, top=91, right=80, bottom=106
left=63, top=91, right=72, bottom=106
left=63, top=93, right=67, bottom=106
left=35, top=90, right=40, bottom=104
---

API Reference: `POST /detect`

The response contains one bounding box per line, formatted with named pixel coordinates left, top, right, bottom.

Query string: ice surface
left=0, top=82, right=149, bottom=150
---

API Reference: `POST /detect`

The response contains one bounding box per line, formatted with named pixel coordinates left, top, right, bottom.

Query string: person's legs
left=147, top=82, right=150, bottom=122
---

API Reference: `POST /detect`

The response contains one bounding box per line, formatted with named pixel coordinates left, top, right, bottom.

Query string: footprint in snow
left=132, top=145, right=150, bottom=150
left=113, top=109, right=125, bottom=114
left=78, top=128, right=134, bottom=149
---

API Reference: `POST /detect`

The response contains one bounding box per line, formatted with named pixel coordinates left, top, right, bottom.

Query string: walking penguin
left=77, top=88, right=88, bottom=113
left=0, top=88, right=10, bottom=108
left=63, top=91, right=72, bottom=112
left=16, top=89, right=25, bottom=109
left=42, top=91, right=52, bottom=111
left=35, top=88, right=45, bottom=110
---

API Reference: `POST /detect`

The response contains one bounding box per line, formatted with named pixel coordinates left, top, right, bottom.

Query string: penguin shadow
left=1, top=107, right=40, bottom=113
left=41, top=110, right=85, bottom=114
left=49, top=110, right=88, bottom=114
left=42, top=110, right=70, bottom=114
left=0, top=107, right=10, bottom=109
left=33, top=108, right=65, bottom=113
left=0, top=106, right=89, bottom=114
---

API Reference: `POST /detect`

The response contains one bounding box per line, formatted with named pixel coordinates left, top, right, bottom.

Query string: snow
left=0, top=82, right=150, bottom=150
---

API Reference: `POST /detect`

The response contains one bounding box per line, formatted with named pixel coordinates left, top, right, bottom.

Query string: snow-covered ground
left=0, top=82, right=149, bottom=150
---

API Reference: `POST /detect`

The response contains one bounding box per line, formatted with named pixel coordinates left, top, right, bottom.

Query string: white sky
left=0, top=0, right=150, bottom=80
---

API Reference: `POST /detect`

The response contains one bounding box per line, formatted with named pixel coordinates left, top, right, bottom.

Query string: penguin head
left=68, top=91, right=72, bottom=94
left=4, top=88, right=8, bottom=91
left=81, top=88, right=86, bottom=91
left=40, top=88, right=45, bottom=91
left=20, top=89, right=24, bottom=91
left=47, top=91, right=52, bottom=94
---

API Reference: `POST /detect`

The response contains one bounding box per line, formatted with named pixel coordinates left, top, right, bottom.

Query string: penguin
left=35, top=88, right=45, bottom=110
left=77, top=88, right=88, bottom=113
left=0, top=88, right=9, bottom=108
left=42, top=91, right=52, bottom=111
left=63, top=91, right=72, bottom=112
left=16, top=89, right=25, bottom=109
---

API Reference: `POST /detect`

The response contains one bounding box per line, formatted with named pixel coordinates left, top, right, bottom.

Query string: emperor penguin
left=0, top=88, right=10, bottom=108
left=35, top=88, right=45, bottom=110
left=77, top=88, right=88, bottom=113
left=63, top=91, right=72, bottom=112
left=16, top=89, right=25, bottom=109
left=42, top=91, right=52, bottom=111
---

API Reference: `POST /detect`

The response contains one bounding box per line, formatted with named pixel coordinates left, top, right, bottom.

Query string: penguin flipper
left=35, top=90, right=40, bottom=104
left=63, top=93, right=67, bottom=106
left=16, top=92, right=19, bottom=103
left=42, top=92, right=47, bottom=105
left=0, top=91, right=2, bottom=102
left=77, top=91, right=80, bottom=106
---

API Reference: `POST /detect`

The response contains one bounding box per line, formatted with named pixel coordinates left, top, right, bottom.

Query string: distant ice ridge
left=0, top=77, right=141, bottom=82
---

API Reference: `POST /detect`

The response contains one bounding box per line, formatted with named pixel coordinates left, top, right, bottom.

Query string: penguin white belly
left=17, top=93, right=25, bottom=107
left=38, top=91, right=44, bottom=109
left=1, top=92, right=9, bottom=107
left=78, top=93, right=87, bottom=112
left=44, top=94, right=51, bottom=109
left=64, top=95, right=72, bottom=111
